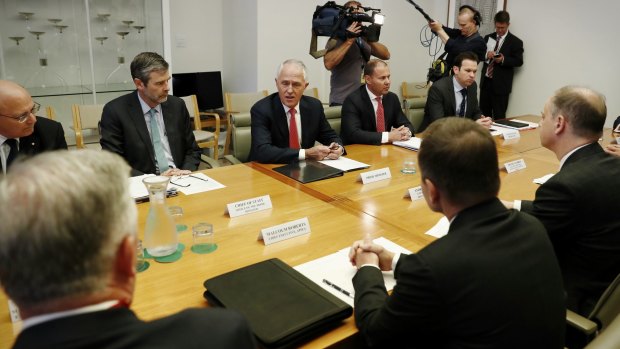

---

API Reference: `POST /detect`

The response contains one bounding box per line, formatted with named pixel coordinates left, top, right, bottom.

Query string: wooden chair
left=71, top=104, right=104, bottom=149
left=303, top=87, right=320, bottom=99
left=180, top=95, right=220, bottom=168
left=45, top=106, right=56, bottom=120
left=223, top=90, right=268, bottom=155
left=401, top=81, right=430, bottom=100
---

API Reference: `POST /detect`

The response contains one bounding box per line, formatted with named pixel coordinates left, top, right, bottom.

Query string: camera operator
left=428, top=5, right=486, bottom=71
left=324, top=1, right=390, bottom=106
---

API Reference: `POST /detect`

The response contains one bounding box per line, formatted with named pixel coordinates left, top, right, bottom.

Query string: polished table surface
left=1, top=115, right=615, bottom=348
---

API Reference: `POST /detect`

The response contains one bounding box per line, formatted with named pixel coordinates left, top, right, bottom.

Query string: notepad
left=393, top=137, right=422, bottom=151
left=273, top=160, right=344, bottom=183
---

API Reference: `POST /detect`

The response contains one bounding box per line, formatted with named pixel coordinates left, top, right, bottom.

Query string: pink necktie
left=289, top=109, right=299, bottom=149
left=376, top=97, right=385, bottom=132
left=487, top=36, right=501, bottom=78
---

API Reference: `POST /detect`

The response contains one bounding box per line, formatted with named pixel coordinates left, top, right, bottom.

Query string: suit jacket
left=521, top=143, right=620, bottom=315
left=353, top=199, right=565, bottom=349
left=419, top=76, right=481, bottom=132
left=249, top=93, right=343, bottom=164
left=100, top=91, right=201, bottom=176
left=341, top=85, right=414, bottom=145
left=480, top=31, right=524, bottom=95
left=12, top=307, right=257, bottom=349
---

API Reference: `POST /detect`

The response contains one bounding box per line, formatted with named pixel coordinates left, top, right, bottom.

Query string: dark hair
left=454, top=51, right=479, bottom=68
left=494, top=10, right=510, bottom=24
left=549, top=86, right=607, bottom=139
left=459, top=5, right=482, bottom=26
left=363, top=59, right=387, bottom=77
left=344, top=1, right=361, bottom=9
left=130, top=52, right=169, bottom=85
left=418, top=117, right=499, bottom=206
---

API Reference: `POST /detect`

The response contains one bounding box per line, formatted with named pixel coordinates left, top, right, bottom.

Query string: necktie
left=148, top=108, right=169, bottom=174
left=288, top=109, right=299, bottom=149
left=2, top=139, right=18, bottom=173
left=486, top=35, right=501, bottom=78
left=458, top=89, right=467, bottom=117
left=376, top=97, right=385, bottom=132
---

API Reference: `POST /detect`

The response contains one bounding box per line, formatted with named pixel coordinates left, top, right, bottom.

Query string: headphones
left=459, top=5, right=482, bottom=26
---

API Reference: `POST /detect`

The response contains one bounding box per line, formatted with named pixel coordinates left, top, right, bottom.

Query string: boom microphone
left=405, top=0, right=433, bottom=22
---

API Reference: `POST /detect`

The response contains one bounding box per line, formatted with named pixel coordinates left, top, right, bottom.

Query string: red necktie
left=486, top=35, right=501, bottom=78
left=376, top=97, right=385, bottom=132
left=288, top=109, right=299, bottom=149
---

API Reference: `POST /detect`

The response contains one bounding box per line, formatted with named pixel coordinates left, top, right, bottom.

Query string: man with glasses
left=0, top=80, right=67, bottom=174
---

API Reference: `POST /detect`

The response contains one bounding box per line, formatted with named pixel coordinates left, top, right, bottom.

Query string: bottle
left=142, top=176, right=178, bottom=257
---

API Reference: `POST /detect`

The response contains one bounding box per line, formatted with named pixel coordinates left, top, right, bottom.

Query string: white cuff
left=513, top=200, right=522, bottom=211
left=391, top=253, right=401, bottom=271
left=381, top=132, right=389, bottom=144
left=299, top=149, right=305, bottom=160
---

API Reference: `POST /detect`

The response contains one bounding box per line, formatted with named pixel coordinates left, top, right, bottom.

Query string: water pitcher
left=142, top=176, right=178, bottom=257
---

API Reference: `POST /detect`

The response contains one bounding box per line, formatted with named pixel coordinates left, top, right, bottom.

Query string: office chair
left=223, top=90, right=268, bottom=156
left=71, top=104, right=104, bottom=149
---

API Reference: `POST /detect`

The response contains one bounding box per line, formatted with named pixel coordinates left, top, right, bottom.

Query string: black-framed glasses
left=0, top=102, right=40, bottom=123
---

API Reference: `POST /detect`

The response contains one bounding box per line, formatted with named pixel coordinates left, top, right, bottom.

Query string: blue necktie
left=148, top=108, right=169, bottom=174
left=458, top=89, right=467, bottom=117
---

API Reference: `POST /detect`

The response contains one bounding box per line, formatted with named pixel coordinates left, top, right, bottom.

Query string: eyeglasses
left=0, top=102, right=40, bottom=123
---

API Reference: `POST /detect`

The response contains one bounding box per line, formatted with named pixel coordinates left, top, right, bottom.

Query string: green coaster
left=144, top=243, right=185, bottom=260
left=136, top=260, right=150, bottom=273
left=154, top=250, right=182, bottom=263
left=191, top=243, right=218, bottom=254
left=176, top=224, right=188, bottom=232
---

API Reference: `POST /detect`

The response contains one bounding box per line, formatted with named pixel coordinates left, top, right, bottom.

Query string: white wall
left=170, top=0, right=619, bottom=125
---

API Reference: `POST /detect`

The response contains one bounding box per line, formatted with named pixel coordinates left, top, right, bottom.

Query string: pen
left=322, top=279, right=354, bottom=298
left=189, top=174, right=208, bottom=182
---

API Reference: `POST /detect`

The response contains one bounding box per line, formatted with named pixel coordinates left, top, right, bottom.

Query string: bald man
left=0, top=80, right=67, bottom=174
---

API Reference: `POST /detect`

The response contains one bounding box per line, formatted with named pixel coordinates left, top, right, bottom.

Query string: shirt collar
left=282, top=103, right=299, bottom=116
left=365, top=85, right=381, bottom=101
left=452, top=77, right=465, bottom=93
left=22, top=300, right=119, bottom=330
left=137, top=94, right=161, bottom=116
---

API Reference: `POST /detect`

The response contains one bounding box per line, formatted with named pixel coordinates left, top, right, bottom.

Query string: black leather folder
left=203, top=258, right=352, bottom=348
left=272, top=160, right=343, bottom=184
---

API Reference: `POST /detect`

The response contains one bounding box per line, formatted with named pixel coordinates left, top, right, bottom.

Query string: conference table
left=0, top=115, right=614, bottom=348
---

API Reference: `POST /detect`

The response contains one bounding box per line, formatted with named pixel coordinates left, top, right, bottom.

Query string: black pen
left=323, top=279, right=353, bottom=298
left=189, top=174, right=208, bottom=182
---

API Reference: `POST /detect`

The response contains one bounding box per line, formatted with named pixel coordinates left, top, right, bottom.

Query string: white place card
left=403, top=186, right=424, bottom=201
left=504, top=159, right=527, bottom=173
left=502, top=129, right=521, bottom=140
left=8, top=299, right=21, bottom=323
left=258, top=217, right=310, bottom=245
left=358, top=167, right=391, bottom=184
left=226, top=195, right=272, bottom=218
left=533, top=173, right=554, bottom=185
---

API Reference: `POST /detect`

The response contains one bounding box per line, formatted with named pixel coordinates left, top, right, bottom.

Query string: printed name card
left=502, top=129, right=521, bottom=140
left=403, top=186, right=424, bottom=201
left=359, top=167, right=391, bottom=184
left=504, top=159, right=527, bottom=173
left=258, top=217, right=311, bottom=245
left=226, top=195, right=272, bottom=218
left=8, top=300, right=20, bottom=323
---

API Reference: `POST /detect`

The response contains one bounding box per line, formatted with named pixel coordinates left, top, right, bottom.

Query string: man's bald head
left=0, top=80, right=37, bottom=139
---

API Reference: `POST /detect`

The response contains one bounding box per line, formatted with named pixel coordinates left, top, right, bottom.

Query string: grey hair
left=0, top=150, right=136, bottom=308
left=130, top=52, right=169, bottom=85
left=548, top=85, right=606, bottom=139
left=275, top=59, right=307, bottom=81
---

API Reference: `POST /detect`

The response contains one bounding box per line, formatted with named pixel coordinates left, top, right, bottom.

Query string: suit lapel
left=299, top=97, right=313, bottom=147
left=272, top=96, right=289, bottom=146
left=448, top=78, right=457, bottom=115
left=160, top=101, right=178, bottom=163
left=127, top=92, right=156, bottom=164
left=360, top=89, right=377, bottom=131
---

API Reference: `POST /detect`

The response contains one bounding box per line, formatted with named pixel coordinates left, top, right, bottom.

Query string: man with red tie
left=341, top=59, right=413, bottom=145
left=249, top=59, right=344, bottom=164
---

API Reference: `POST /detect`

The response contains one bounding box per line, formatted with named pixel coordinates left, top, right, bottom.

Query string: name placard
left=8, top=300, right=20, bottom=323
left=258, top=217, right=310, bottom=245
left=403, top=186, right=424, bottom=201
left=504, top=159, right=527, bottom=173
left=226, top=195, right=272, bottom=218
left=502, top=129, right=521, bottom=140
left=359, top=167, right=391, bottom=184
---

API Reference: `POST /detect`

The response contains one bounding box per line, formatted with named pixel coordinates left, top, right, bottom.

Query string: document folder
left=203, top=258, right=352, bottom=348
left=273, top=160, right=344, bottom=184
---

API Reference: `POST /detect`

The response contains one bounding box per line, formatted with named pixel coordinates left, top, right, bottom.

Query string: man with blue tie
left=100, top=52, right=201, bottom=176
left=419, top=51, right=492, bottom=132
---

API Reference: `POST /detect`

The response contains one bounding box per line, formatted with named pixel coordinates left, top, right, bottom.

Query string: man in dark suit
left=249, top=59, right=344, bottom=164
left=504, top=86, right=620, bottom=316
left=480, top=11, right=524, bottom=119
left=341, top=59, right=413, bottom=145
left=419, top=51, right=492, bottom=132
left=0, top=80, right=67, bottom=174
left=349, top=117, right=565, bottom=348
left=100, top=52, right=201, bottom=176
left=0, top=150, right=256, bottom=349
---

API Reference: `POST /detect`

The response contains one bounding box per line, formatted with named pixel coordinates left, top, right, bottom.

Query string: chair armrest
left=198, top=112, right=221, bottom=131
left=567, top=309, right=599, bottom=335
left=223, top=155, right=243, bottom=165
left=200, top=154, right=220, bottom=169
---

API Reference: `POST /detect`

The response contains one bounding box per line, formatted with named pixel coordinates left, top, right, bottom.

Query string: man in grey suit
left=504, top=86, right=620, bottom=316
left=341, top=59, right=413, bottom=145
left=349, top=117, right=565, bottom=348
left=100, top=52, right=201, bottom=176
left=419, top=51, right=492, bottom=132
left=0, top=150, right=256, bottom=349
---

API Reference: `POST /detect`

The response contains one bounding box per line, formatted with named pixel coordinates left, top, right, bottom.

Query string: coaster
left=144, top=243, right=185, bottom=263
left=136, top=260, right=150, bottom=273
left=176, top=224, right=188, bottom=232
left=191, top=243, right=218, bottom=254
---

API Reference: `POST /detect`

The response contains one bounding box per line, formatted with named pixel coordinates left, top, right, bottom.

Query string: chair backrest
left=586, top=314, right=620, bottom=349
left=401, top=81, right=430, bottom=99
left=323, top=105, right=342, bottom=135
left=230, top=112, right=252, bottom=162
left=403, top=97, right=427, bottom=133
left=71, top=104, right=104, bottom=149
left=180, top=95, right=200, bottom=123
left=45, top=106, right=56, bottom=120
left=589, top=273, right=620, bottom=331
left=304, top=87, right=319, bottom=99
left=224, top=90, right=269, bottom=113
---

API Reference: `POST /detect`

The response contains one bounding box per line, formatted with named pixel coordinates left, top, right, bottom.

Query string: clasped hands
left=161, top=168, right=191, bottom=177
left=306, top=142, right=343, bottom=161
left=348, top=238, right=395, bottom=270
left=389, top=126, right=412, bottom=142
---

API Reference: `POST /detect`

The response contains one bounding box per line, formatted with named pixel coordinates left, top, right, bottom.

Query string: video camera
left=312, top=1, right=384, bottom=42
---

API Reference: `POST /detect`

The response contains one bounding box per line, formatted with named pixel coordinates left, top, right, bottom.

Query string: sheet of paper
left=169, top=173, right=225, bottom=195
left=393, top=137, right=422, bottom=151
left=294, top=237, right=412, bottom=306
left=486, top=37, right=497, bottom=62
left=319, top=156, right=370, bottom=172
left=534, top=173, right=554, bottom=185
left=425, top=216, right=450, bottom=238
left=129, top=174, right=155, bottom=199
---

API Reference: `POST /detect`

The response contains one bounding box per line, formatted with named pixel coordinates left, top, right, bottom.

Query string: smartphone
left=494, top=53, right=501, bottom=58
